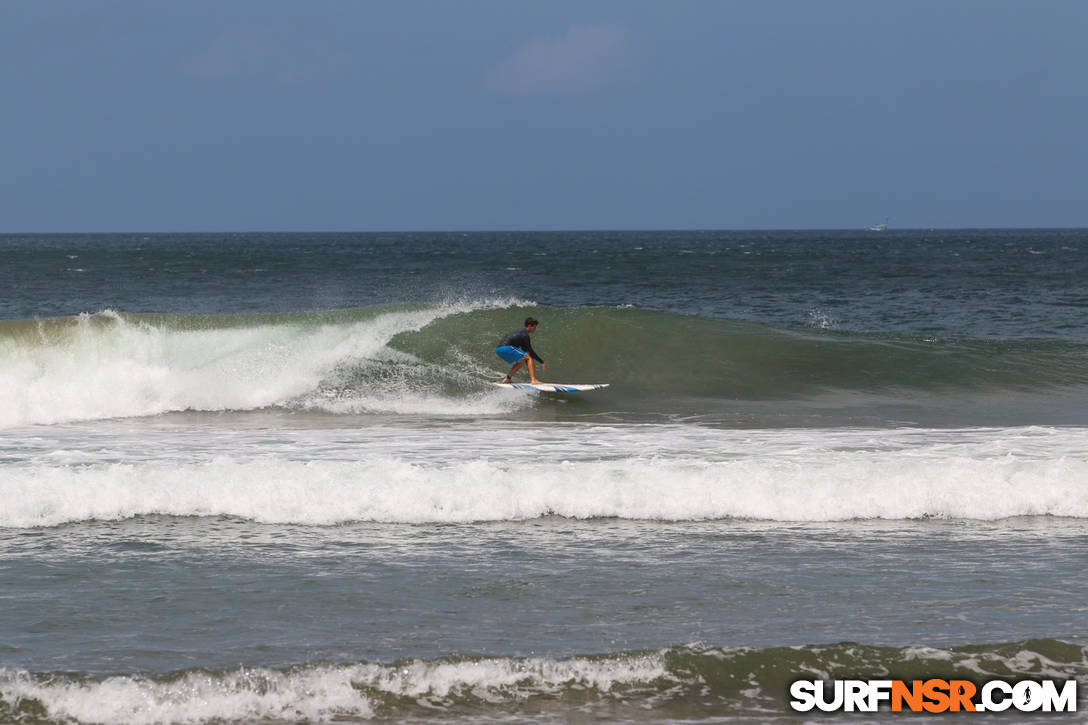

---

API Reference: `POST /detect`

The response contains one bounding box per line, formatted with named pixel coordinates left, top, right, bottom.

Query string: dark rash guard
left=498, top=328, right=544, bottom=364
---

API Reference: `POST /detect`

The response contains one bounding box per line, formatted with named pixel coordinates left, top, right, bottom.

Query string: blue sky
left=2, top=1, right=1085, bottom=231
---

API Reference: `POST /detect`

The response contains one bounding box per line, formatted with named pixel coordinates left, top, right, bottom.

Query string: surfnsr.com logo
left=789, top=679, right=1078, bottom=713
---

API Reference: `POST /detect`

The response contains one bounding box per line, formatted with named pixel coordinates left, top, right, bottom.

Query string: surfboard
left=491, top=382, right=609, bottom=392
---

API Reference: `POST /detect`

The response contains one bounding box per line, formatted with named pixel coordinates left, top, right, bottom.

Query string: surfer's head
left=524, top=317, right=539, bottom=330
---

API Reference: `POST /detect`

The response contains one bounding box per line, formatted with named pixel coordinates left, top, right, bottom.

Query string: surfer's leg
left=527, top=357, right=541, bottom=384
left=497, top=346, right=527, bottom=383
left=503, top=358, right=526, bottom=383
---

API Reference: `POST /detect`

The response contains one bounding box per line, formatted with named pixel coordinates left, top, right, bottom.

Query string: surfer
left=496, top=317, right=547, bottom=384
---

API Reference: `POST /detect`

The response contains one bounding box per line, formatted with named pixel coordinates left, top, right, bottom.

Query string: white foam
left=0, top=653, right=668, bottom=725
left=3, top=429, right=1086, bottom=527
left=0, top=302, right=526, bottom=428
left=0, top=666, right=374, bottom=725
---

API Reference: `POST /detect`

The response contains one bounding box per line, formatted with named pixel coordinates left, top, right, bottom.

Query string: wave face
left=391, top=304, right=1088, bottom=397
left=2, top=641, right=1085, bottom=724
left=2, top=304, right=1087, bottom=429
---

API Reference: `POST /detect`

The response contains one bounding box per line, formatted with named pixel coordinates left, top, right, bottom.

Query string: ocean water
left=1, top=229, right=1086, bottom=723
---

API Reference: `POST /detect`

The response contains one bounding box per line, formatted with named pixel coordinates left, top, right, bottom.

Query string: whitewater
left=0, top=301, right=531, bottom=428
left=4, top=422, right=1087, bottom=528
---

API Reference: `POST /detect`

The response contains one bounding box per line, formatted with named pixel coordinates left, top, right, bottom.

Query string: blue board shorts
left=495, top=345, right=528, bottom=365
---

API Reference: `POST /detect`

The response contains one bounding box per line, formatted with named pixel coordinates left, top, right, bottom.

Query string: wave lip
left=3, top=640, right=1085, bottom=724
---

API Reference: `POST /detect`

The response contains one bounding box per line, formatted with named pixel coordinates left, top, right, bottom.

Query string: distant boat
left=867, top=218, right=889, bottom=232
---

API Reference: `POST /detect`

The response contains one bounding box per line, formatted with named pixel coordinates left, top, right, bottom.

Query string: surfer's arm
left=524, top=342, right=544, bottom=365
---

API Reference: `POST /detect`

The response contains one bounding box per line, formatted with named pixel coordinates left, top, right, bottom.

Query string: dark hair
left=524, top=317, right=539, bottom=327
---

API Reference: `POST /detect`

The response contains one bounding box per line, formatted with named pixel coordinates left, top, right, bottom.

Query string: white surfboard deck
left=491, top=382, right=609, bottom=392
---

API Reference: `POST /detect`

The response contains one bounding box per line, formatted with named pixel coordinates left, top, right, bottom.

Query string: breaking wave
left=4, top=426, right=1087, bottom=528
left=2, top=303, right=1088, bottom=429
left=2, top=640, right=1085, bottom=724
